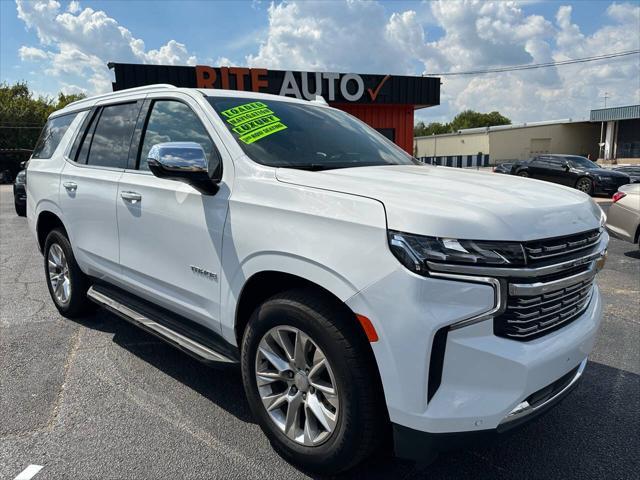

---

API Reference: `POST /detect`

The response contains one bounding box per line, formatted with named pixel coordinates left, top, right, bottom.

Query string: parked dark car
left=511, top=154, right=630, bottom=196
left=0, top=169, right=13, bottom=184
left=493, top=162, right=513, bottom=174
left=612, top=166, right=640, bottom=183
left=13, top=169, right=26, bottom=216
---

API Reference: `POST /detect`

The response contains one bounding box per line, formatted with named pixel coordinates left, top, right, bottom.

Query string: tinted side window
left=546, top=157, right=564, bottom=168
left=32, top=113, right=77, bottom=159
left=139, top=100, right=215, bottom=171
left=86, top=103, right=139, bottom=169
left=74, top=110, right=100, bottom=164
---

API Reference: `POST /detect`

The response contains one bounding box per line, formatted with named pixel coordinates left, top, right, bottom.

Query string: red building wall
left=330, top=103, right=415, bottom=155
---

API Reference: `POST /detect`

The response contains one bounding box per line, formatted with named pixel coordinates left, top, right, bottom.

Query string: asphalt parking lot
left=0, top=185, right=638, bottom=480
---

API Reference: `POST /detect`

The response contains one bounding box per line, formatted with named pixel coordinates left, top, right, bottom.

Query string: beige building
left=414, top=119, right=601, bottom=166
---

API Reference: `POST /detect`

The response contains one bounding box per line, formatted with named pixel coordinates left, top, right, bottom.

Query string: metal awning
left=590, top=104, right=640, bottom=122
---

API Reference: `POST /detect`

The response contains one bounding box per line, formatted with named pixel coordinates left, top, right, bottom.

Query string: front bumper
left=394, top=359, right=587, bottom=460
left=346, top=263, right=603, bottom=452
left=13, top=184, right=26, bottom=205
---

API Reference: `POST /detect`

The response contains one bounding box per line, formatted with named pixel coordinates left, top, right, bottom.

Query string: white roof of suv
left=57, top=84, right=326, bottom=117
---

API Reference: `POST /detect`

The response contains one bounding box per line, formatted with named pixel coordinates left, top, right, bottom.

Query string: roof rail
left=65, top=84, right=177, bottom=108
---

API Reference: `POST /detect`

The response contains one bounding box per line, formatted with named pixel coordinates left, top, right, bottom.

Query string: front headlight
left=388, top=230, right=525, bottom=275
left=15, top=170, right=26, bottom=185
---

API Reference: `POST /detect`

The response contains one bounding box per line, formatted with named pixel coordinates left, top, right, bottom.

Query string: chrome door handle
left=63, top=181, right=77, bottom=191
left=121, top=191, right=142, bottom=203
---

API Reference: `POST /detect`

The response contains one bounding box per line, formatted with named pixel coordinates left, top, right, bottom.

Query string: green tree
left=414, top=121, right=450, bottom=137
left=449, top=110, right=511, bottom=131
left=414, top=110, right=511, bottom=137
left=0, top=81, right=86, bottom=150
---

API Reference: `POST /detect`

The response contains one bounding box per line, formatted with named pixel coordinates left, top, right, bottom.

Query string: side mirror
left=563, top=162, right=570, bottom=171
left=147, top=142, right=221, bottom=195
left=19, top=160, right=28, bottom=170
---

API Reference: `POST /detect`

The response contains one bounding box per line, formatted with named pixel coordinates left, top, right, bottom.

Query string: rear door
left=59, top=100, right=142, bottom=278
left=115, top=93, right=231, bottom=332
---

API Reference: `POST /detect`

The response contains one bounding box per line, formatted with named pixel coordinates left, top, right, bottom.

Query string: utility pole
left=433, top=133, right=437, bottom=165
left=603, top=92, right=609, bottom=108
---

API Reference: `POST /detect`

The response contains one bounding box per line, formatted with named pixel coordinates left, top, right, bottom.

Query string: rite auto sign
left=109, top=63, right=440, bottom=107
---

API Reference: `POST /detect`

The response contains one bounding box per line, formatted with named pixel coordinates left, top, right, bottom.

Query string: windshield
left=566, top=156, right=599, bottom=169
left=207, top=96, right=417, bottom=170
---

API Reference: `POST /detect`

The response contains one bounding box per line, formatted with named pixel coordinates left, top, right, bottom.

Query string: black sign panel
left=109, top=62, right=440, bottom=108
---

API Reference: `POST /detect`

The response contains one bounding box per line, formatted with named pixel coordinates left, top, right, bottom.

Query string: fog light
left=596, top=250, right=608, bottom=271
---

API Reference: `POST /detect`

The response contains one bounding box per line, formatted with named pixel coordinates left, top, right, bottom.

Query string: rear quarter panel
left=27, top=111, right=88, bottom=242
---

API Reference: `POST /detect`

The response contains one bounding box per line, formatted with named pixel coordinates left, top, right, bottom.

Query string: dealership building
left=109, top=63, right=440, bottom=155
left=590, top=104, right=640, bottom=160
left=414, top=104, right=640, bottom=166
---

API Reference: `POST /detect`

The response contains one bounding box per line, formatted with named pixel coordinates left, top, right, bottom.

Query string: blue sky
left=1, top=1, right=639, bottom=123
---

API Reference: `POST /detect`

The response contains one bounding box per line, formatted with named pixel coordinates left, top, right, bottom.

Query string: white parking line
left=14, top=465, right=43, bottom=480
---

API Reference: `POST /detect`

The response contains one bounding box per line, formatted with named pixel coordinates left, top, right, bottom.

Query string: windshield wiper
left=282, top=164, right=337, bottom=171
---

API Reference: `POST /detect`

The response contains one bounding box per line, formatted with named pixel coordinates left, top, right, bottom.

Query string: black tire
left=241, top=288, right=386, bottom=474
left=575, top=177, right=594, bottom=195
left=43, top=229, right=93, bottom=318
left=517, top=170, right=530, bottom=177
left=14, top=202, right=26, bottom=217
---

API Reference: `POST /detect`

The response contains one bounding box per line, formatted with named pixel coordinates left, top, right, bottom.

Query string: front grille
left=523, top=228, right=601, bottom=265
left=495, top=273, right=595, bottom=341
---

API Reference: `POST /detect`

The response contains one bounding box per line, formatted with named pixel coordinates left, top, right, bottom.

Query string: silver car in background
left=606, top=184, right=640, bottom=246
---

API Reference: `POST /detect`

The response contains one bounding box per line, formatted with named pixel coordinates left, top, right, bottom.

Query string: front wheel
left=517, top=170, right=530, bottom=177
left=241, top=289, right=386, bottom=474
left=575, top=177, right=594, bottom=195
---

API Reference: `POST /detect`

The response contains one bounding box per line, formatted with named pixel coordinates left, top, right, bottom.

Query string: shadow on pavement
left=73, top=311, right=640, bottom=480
left=623, top=249, right=640, bottom=260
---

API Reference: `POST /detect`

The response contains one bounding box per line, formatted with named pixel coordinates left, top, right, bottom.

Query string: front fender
left=217, top=172, right=398, bottom=345
left=220, top=252, right=362, bottom=344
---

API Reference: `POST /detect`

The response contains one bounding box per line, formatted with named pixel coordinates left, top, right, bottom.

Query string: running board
left=87, top=285, right=237, bottom=364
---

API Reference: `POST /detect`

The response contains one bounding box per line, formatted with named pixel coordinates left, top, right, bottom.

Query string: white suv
left=26, top=84, right=607, bottom=474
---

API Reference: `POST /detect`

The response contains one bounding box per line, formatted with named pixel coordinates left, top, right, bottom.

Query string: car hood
left=276, top=165, right=603, bottom=241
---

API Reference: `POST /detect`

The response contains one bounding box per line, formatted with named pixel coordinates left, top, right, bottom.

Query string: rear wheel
left=44, top=229, right=93, bottom=317
left=241, top=289, right=386, bottom=474
left=575, top=177, right=593, bottom=195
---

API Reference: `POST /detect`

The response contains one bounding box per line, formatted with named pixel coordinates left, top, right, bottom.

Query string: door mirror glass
left=147, top=142, right=220, bottom=194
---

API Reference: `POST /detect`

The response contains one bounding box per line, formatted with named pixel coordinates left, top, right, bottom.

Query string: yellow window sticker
left=221, top=102, right=287, bottom=144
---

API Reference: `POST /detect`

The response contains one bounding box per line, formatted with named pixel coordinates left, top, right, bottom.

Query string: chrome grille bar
left=496, top=273, right=595, bottom=339
left=523, top=229, right=601, bottom=262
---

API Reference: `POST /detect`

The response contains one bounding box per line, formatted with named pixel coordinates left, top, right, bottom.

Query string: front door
left=115, top=94, right=231, bottom=332
left=527, top=156, right=548, bottom=180
left=544, top=157, right=572, bottom=186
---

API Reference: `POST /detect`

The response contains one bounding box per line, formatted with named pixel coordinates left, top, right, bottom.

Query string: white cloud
left=67, top=1, right=80, bottom=14
left=60, top=81, right=87, bottom=95
left=15, top=0, right=198, bottom=93
left=423, top=1, right=639, bottom=122
left=18, top=45, right=49, bottom=61
left=246, top=1, right=423, bottom=74
left=12, top=0, right=640, bottom=123
left=245, top=0, right=639, bottom=123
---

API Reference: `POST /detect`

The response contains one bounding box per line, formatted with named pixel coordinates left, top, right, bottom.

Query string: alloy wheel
left=48, top=243, right=71, bottom=305
left=577, top=178, right=592, bottom=193
left=255, top=326, right=339, bottom=446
